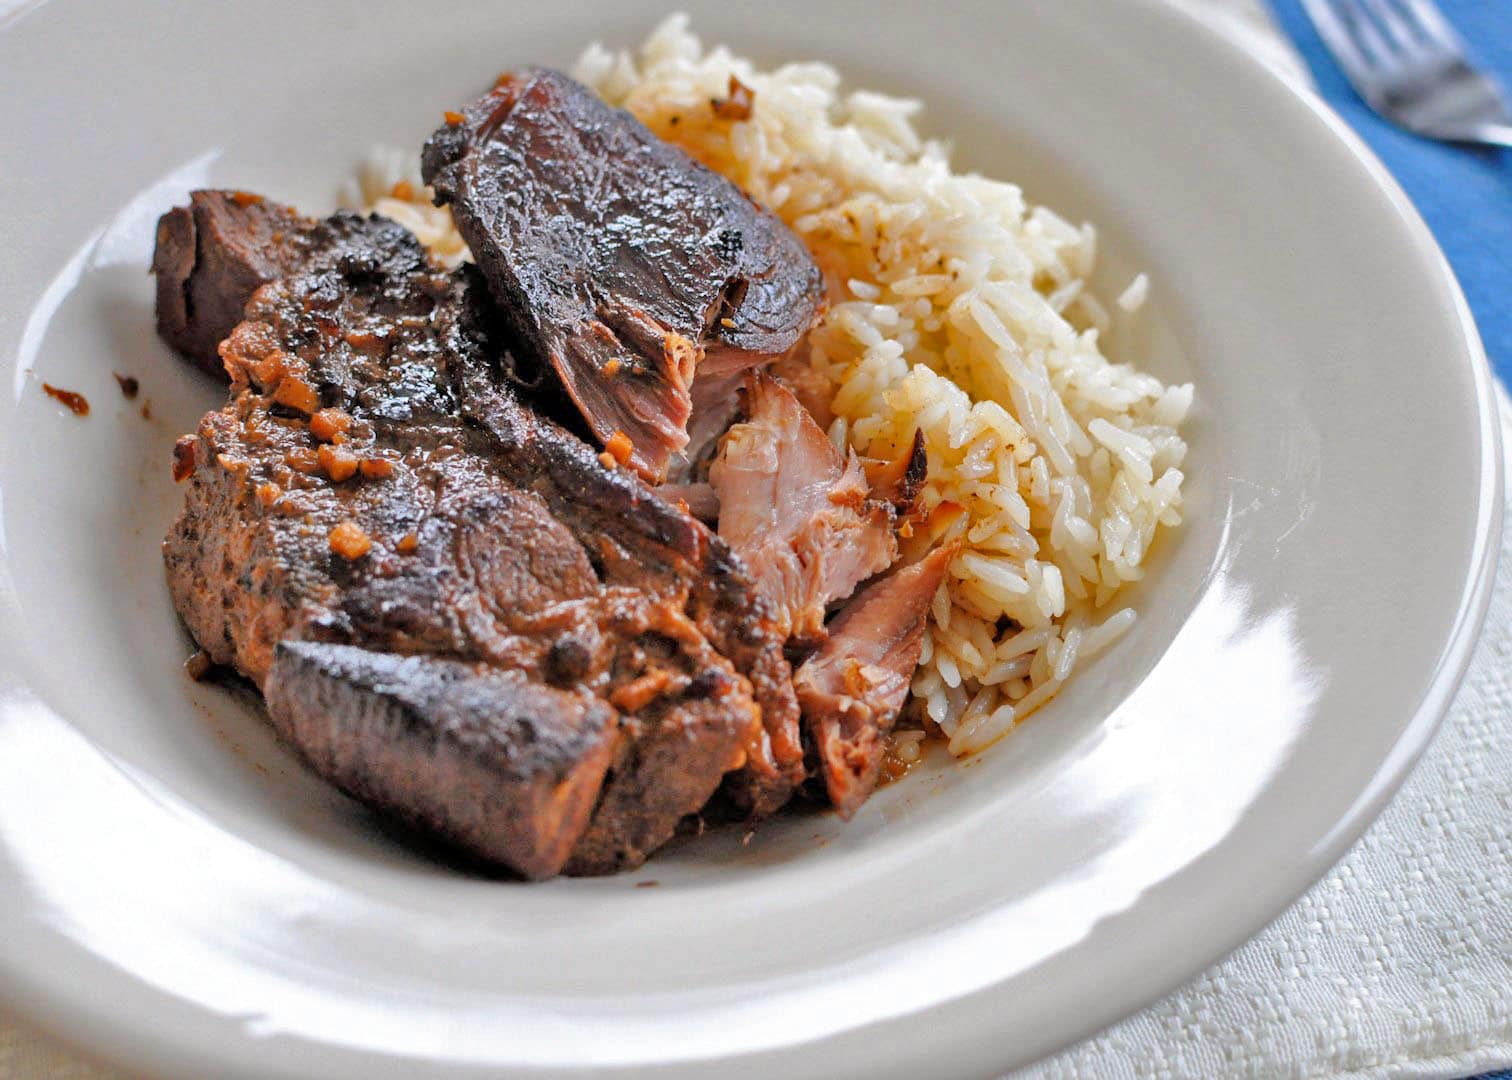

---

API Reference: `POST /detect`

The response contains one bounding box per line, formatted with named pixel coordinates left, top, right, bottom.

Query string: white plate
left=0, top=1, right=1500, bottom=1076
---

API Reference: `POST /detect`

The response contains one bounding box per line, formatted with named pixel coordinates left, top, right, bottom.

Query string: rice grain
left=357, top=17, right=1192, bottom=759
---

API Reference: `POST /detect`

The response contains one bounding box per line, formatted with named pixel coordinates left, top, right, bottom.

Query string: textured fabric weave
left=1017, top=6, right=1512, bottom=1074
left=1, top=2, right=1508, bottom=1077
left=1019, top=403, right=1512, bottom=1080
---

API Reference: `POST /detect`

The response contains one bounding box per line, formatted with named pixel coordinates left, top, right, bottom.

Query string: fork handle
left=1478, top=125, right=1512, bottom=149
left=1456, top=123, right=1512, bottom=149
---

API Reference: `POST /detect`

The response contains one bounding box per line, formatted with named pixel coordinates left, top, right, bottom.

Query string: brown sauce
left=42, top=383, right=89, bottom=416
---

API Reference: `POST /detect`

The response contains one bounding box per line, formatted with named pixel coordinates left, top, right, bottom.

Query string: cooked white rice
left=357, top=15, right=1192, bottom=757
left=344, top=146, right=471, bottom=268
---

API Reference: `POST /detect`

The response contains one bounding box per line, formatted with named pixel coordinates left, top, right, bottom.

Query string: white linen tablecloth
left=1018, top=404, right=1512, bottom=1078
left=1015, top=5, right=1512, bottom=1077
left=3, top=2, right=1509, bottom=1076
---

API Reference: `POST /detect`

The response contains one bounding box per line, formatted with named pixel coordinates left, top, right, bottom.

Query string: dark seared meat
left=157, top=195, right=797, bottom=877
left=450, top=362, right=800, bottom=810
left=794, top=544, right=953, bottom=818
left=152, top=191, right=315, bottom=375
left=268, top=643, right=618, bottom=879
left=422, top=68, right=825, bottom=482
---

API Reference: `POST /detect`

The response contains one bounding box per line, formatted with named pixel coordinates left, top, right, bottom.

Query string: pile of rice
left=355, top=15, right=1193, bottom=759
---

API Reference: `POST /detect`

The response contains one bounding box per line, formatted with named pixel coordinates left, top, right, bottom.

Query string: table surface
left=1, top=0, right=1506, bottom=1077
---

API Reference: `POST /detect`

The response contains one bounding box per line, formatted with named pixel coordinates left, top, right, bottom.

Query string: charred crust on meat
left=421, top=68, right=824, bottom=482
left=151, top=190, right=801, bottom=878
left=171, top=435, right=197, bottom=481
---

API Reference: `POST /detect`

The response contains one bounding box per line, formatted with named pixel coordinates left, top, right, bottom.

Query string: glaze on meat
left=422, top=68, right=826, bottom=482
left=155, top=195, right=798, bottom=877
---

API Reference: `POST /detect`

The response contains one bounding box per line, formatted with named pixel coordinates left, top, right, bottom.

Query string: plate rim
left=0, top=0, right=1502, bottom=1075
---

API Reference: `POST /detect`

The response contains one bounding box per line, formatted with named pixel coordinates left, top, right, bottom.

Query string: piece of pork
left=708, top=372, right=899, bottom=648
left=152, top=191, right=314, bottom=376
left=154, top=194, right=798, bottom=877
left=794, top=543, right=954, bottom=818
left=421, top=68, right=825, bottom=482
left=656, top=481, right=719, bottom=523
left=768, top=344, right=835, bottom=432
left=268, top=644, right=619, bottom=879
left=665, top=368, right=747, bottom=484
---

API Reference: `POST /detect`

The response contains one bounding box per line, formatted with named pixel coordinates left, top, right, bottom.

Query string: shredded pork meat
left=709, top=373, right=901, bottom=647
left=794, top=544, right=955, bottom=817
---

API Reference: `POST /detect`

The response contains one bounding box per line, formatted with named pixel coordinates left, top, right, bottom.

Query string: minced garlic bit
left=604, top=429, right=633, bottom=466
left=318, top=444, right=359, bottom=482
left=329, top=521, right=371, bottom=560
left=285, top=447, right=320, bottom=474
left=609, top=669, right=674, bottom=712
left=272, top=375, right=319, bottom=415
left=251, top=350, right=286, bottom=389
left=309, top=407, right=352, bottom=443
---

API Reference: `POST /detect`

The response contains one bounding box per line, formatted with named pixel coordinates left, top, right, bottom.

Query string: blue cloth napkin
left=1269, top=1, right=1511, bottom=384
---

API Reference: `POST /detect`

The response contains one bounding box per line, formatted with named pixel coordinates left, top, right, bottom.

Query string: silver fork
left=1302, top=0, right=1512, bottom=147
